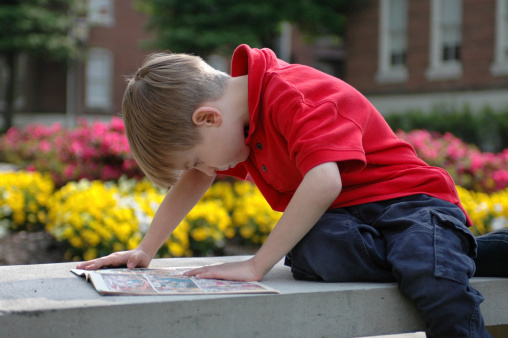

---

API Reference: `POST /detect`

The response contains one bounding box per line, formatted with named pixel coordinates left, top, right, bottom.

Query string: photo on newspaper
left=71, top=267, right=280, bottom=296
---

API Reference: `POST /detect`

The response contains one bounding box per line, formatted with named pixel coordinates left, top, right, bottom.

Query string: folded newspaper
left=71, top=267, right=279, bottom=295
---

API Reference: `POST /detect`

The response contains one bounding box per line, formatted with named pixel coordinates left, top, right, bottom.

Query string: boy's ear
left=192, top=107, right=223, bottom=127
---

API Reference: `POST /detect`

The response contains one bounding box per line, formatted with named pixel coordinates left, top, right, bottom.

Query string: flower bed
left=1, top=120, right=506, bottom=193
left=0, top=171, right=505, bottom=262
left=0, top=122, right=507, bottom=261
left=0, top=171, right=54, bottom=234
left=0, top=118, right=143, bottom=187
left=397, top=130, right=508, bottom=193
left=457, top=186, right=508, bottom=235
left=34, top=174, right=280, bottom=261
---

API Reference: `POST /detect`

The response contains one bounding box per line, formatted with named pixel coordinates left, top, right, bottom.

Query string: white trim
left=491, top=0, right=508, bottom=76
left=425, top=0, right=463, bottom=81
left=376, top=0, right=409, bottom=84
left=367, top=88, right=508, bottom=115
left=85, top=48, right=113, bottom=111
left=87, top=0, right=115, bottom=27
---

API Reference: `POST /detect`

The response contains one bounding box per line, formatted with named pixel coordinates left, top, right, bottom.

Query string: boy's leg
left=370, top=195, right=490, bottom=338
left=284, top=208, right=395, bottom=282
left=285, top=195, right=491, bottom=337
left=474, top=228, right=508, bottom=277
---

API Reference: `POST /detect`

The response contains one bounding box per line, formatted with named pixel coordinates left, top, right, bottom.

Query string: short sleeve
left=277, top=100, right=367, bottom=176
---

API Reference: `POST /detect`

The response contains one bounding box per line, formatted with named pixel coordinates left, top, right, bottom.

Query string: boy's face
left=178, top=119, right=250, bottom=176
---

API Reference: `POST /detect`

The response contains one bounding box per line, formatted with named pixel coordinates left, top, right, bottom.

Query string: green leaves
left=0, top=0, right=76, bottom=60
left=136, top=0, right=365, bottom=57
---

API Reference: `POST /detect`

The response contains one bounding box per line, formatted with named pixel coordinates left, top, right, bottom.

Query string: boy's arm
left=76, top=169, right=215, bottom=270
left=185, top=162, right=342, bottom=281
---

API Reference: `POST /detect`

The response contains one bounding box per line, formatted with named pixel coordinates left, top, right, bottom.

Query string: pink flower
left=110, top=116, right=125, bottom=132
left=470, top=153, right=484, bottom=173
left=64, top=164, right=77, bottom=179
left=39, top=140, right=52, bottom=153
left=101, top=165, right=123, bottom=181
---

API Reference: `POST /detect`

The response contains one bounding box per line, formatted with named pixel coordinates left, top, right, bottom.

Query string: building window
left=491, top=0, right=508, bottom=76
left=426, top=0, right=463, bottom=81
left=0, top=54, right=27, bottom=114
left=376, top=0, right=408, bottom=84
left=87, top=0, right=115, bottom=27
left=85, top=48, right=113, bottom=111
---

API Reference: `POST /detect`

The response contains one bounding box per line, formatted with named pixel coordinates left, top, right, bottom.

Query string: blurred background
left=0, top=0, right=507, bottom=265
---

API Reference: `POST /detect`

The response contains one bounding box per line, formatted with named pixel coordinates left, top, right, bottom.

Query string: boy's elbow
left=309, top=162, right=342, bottom=200
left=325, top=173, right=342, bottom=200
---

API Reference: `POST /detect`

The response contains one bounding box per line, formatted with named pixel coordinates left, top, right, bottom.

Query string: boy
left=78, top=45, right=506, bottom=336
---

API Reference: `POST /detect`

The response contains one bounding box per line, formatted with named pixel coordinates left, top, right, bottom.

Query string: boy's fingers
left=76, top=261, right=92, bottom=269
left=84, top=258, right=105, bottom=270
left=76, top=251, right=149, bottom=271
left=183, top=267, right=206, bottom=277
left=83, top=256, right=117, bottom=270
left=127, top=254, right=140, bottom=269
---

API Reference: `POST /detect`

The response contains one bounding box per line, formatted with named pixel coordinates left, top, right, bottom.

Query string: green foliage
left=285, top=0, right=367, bottom=37
left=0, top=0, right=76, bottom=59
left=385, top=106, right=508, bottom=153
left=0, top=0, right=78, bottom=130
left=136, top=0, right=367, bottom=57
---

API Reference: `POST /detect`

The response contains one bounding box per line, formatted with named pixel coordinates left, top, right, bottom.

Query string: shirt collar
left=231, top=44, right=275, bottom=144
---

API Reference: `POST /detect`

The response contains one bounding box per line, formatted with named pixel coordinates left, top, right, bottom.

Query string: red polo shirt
left=220, top=44, right=472, bottom=225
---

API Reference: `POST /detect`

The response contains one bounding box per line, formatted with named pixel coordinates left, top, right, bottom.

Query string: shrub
left=44, top=177, right=281, bottom=261
left=0, top=117, right=143, bottom=187
left=230, top=181, right=282, bottom=245
left=457, top=186, right=508, bottom=235
left=0, top=170, right=505, bottom=260
left=398, top=130, right=508, bottom=193
left=45, top=177, right=192, bottom=261
left=385, top=106, right=508, bottom=153
left=202, top=180, right=282, bottom=246
left=0, top=171, right=54, bottom=234
left=46, top=178, right=154, bottom=261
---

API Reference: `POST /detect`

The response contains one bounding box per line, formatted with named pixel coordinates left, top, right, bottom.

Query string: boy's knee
left=286, top=212, right=394, bottom=282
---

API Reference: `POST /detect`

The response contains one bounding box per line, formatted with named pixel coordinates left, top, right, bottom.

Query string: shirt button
left=261, top=165, right=267, bottom=172
left=256, top=143, right=263, bottom=150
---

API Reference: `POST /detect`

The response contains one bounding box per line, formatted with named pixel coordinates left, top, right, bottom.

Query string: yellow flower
left=168, top=242, right=185, bottom=257
left=69, top=236, right=83, bottom=248
left=190, top=227, right=209, bottom=242
left=240, top=226, right=255, bottom=239
left=127, top=234, right=142, bottom=250
left=83, top=248, right=98, bottom=261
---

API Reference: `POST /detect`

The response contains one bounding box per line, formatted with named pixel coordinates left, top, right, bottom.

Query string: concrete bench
left=0, top=256, right=507, bottom=338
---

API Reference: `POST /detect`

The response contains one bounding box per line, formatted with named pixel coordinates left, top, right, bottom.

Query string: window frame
left=87, top=0, right=115, bottom=27
left=425, top=0, right=463, bottom=81
left=85, top=48, right=113, bottom=112
left=491, top=0, right=508, bottom=76
left=376, top=0, right=409, bottom=84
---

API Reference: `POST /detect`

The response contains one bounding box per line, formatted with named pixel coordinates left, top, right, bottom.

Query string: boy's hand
left=75, top=249, right=152, bottom=270
left=183, top=258, right=265, bottom=282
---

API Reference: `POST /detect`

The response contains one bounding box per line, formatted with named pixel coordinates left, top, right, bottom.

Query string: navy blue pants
left=285, top=194, right=491, bottom=337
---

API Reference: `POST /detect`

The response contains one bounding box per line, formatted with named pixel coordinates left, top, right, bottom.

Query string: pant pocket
left=432, top=210, right=477, bottom=285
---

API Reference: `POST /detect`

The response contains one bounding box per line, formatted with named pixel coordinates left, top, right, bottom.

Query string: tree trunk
left=3, top=51, right=17, bottom=131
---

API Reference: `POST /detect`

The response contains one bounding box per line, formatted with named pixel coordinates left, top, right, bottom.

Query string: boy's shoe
left=474, top=228, right=508, bottom=277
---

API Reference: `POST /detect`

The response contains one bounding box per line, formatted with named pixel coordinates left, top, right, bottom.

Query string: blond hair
left=122, top=52, right=230, bottom=188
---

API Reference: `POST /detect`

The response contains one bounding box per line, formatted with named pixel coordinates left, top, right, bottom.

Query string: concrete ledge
left=0, top=256, right=507, bottom=338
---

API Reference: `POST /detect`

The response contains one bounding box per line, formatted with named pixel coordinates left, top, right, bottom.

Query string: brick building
left=2, top=0, right=508, bottom=127
left=0, top=0, right=153, bottom=127
left=344, top=0, right=508, bottom=114
left=79, top=0, right=152, bottom=116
